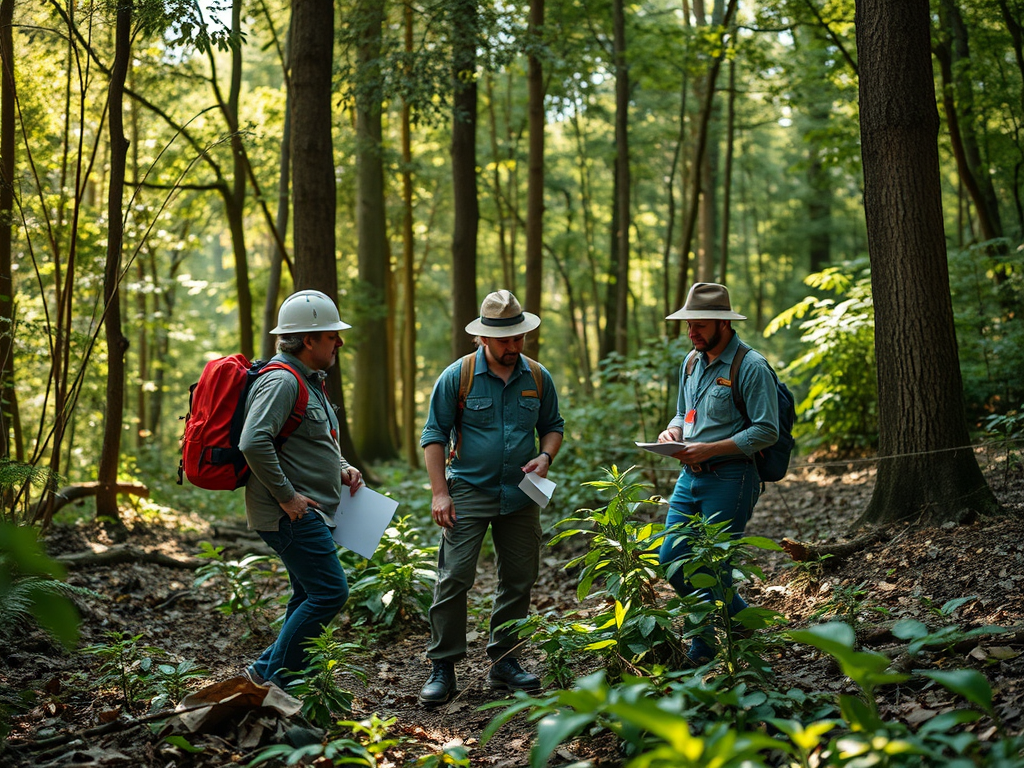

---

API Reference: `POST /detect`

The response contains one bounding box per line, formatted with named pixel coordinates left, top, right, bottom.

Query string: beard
left=499, top=351, right=520, bottom=366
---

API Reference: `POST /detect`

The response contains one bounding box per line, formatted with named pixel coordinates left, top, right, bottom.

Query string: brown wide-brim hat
left=666, top=282, right=747, bottom=321
left=465, top=290, right=542, bottom=338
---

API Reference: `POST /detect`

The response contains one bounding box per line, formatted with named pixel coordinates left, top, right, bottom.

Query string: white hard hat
left=270, top=290, right=352, bottom=334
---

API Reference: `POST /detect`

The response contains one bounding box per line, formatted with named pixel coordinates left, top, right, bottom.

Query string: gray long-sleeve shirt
left=238, top=353, right=350, bottom=531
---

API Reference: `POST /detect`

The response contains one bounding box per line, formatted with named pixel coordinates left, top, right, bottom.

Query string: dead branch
left=56, top=546, right=203, bottom=570
left=781, top=528, right=886, bottom=563
left=43, top=482, right=150, bottom=516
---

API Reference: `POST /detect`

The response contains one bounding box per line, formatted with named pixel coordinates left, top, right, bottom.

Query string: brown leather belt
left=685, top=458, right=753, bottom=474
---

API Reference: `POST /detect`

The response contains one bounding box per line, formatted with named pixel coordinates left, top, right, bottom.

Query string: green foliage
left=149, top=659, right=208, bottom=711
left=0, top=460, right=61, bottom=524
left=193, top=542, right=281, bottom=636
left=343, top=515, right=437, bottom=632
left=948, top=241, right=1024, bottom=420
left=82, top=631, right=164, bottom=712
left=892, top=596, right=1009, bottom=658
left=807, top=580, right=890, bottom=628
left=545, top=466, right=685, bottom=674
left=766, top=263, right=877, bottom=452
left=290, top=628, right=366, bottom=731
left=414, top=742, right=471, bottom=767
left=980, top=405, right=1024, bottom=484
left=0, top=523, right=81, bottom=649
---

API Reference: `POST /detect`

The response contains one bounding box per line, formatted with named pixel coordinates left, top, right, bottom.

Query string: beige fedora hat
left=465, top=290, right=541, bottom=338
left=666, top=282, right=747, bottom=321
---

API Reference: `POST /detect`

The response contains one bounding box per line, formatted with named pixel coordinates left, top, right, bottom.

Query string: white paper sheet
left=635, top=440, right=687, bottom=457
left=518, top=471, right=556, bottom=508
left=330, top=487, right=400, bottom=559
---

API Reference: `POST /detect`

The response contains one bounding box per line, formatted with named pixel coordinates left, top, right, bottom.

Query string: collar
left=275, top=352, right=327, bottom=383
left=474, top=345, right=530, bottom=377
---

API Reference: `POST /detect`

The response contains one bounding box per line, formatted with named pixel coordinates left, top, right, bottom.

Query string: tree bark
left=290, top=0, right=365, bottom=471
left=610, top=0, right=630, bottom=358
left=450, top=0, right=479, bottom=360
left=94, top=0, right=132, bottom=525
left=0, top=0, right=15, bottom=460
left=523, top=0, right=545, bottom=360
left=353, top=0, right=397, bottom=461
left=401, top=0, right=419, bottom=468
left=854, top=0, right=1000, bottom=526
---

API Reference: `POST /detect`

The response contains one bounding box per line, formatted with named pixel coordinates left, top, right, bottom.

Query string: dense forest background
left=1, top=0, right=1022, bottom=524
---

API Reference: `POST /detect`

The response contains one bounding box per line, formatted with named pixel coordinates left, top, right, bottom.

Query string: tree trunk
left=450, top=0, right=479, bottom=360
left=934, top=0, right=1004, bottom=246
left=718, top=56, right=735, bottom=283
left=290, top=0, right=365, bottom=471
left=854, top=0, right=1000, bottom=527
left=263, top=95, right=291, bottom=360
left=610, top=0, right=630, bottom=357
left=523, top=0, right=545, bottom=359
left=95, top=0, right=132, bottom=525
left=401, top=0, right=419, bottom=469
left=353, top=0, right=397, bottom=461
left=0, top=0, right=15, bottom=459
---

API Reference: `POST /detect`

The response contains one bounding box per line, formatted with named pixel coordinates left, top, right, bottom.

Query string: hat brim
left=270, top=319, right=352, bottom=334
left=665, top=309, right=746, bottom=321
left=465, top=312, right=541, bottom=338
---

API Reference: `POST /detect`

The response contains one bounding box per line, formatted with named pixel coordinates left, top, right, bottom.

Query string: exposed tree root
left=56, top=546, right=202, bottom=570
left=780, top=528, right=886, bottom=563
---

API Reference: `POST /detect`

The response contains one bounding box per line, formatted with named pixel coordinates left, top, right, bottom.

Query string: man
left=656, top=282, right=779, bottom=663
left=238, top=289, right=363, bottom=688
left=418, top=290, right=564, bottom=705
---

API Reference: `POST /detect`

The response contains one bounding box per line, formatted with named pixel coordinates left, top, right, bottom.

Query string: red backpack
left=178, top=354, right=310, bottom=490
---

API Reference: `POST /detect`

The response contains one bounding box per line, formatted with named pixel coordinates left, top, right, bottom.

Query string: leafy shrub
left=82, top=631, right=164, bottom=712
left=766, top=262, right=877, bottom=452
left=343, top=515, right=437, bottom=632
left=193, top=542, right=281, bottom=636
left=291, top=628, right=366, bottom=730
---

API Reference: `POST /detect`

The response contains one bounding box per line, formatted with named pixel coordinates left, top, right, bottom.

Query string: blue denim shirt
left=421, top=347, right=565, bottom=514
left=668, top=334, right=779, bottom=457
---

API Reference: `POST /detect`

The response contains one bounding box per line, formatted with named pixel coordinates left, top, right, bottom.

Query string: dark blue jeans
left=252, top=514, right=349, bottom=686
left=659, top=461, right=760, bottom=615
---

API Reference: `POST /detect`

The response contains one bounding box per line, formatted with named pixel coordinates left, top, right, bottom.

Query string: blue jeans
left=252, top=514, right=349, bottom=686
left=659, top=462, right=760, bottom=616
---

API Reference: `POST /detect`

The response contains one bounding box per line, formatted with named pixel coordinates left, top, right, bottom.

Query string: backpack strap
left=450, top=352, right=477, bottom=463
left=523, top=355, right=544, bottom=400
left=729, top=343, right=750, bottom=423
left=259, top=361, right=310, bottom=446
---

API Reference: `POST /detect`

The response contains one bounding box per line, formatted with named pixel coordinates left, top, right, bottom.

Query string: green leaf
left=916, top=709, right=982, bottom=735
left=163, top=735, right=204, bottom=753
left=689, top=573, right=718, bottom=589
left=530, top=712, right=595, bottom=768
left=921, top=669, right=993, bottom=713
left=736, top=535, right=784, bottom=551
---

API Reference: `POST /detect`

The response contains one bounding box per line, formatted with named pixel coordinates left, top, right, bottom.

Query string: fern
left=0, top=577, right=97, bottom=641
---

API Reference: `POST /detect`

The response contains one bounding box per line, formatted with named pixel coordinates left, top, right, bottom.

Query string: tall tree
left=450, top=0, right=479, bottom=360
left=95, top=0, right=132, bottom=524
left=400, top=0, right=419, bottom=468
left=523, top=0, right=545, bottom=359
left=0, top=0, right=16, bottom=459
left=854, top=0, right=1000, bottom=526
left=290, top=0, right=364, bottom=470
left=353, top=0, right=398, bottom=460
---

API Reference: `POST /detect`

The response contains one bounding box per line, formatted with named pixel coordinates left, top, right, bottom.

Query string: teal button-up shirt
left=421, top=347, right=564, bottom=514
left=668, top=334, right=779, bottom=457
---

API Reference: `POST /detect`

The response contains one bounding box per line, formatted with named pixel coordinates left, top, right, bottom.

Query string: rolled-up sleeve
left=421, top=361, right=461, bottom=448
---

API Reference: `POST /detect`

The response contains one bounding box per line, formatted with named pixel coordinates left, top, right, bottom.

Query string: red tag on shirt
left=683, top=409, right=696, bottom=439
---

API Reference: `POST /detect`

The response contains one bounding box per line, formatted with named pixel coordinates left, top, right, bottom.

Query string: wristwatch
left=540, top=451, right=553, bottom=465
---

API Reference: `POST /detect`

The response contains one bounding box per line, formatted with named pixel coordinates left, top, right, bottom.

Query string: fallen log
left=780, top=528, right=886, bottom=563
left=42, top=482, right=150, bottom=516
left=56, top=546, right=203, bottom=570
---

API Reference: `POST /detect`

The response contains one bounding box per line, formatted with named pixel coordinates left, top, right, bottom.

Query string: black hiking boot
left=487, top=658, right=541, bottom=692
left=418, top=659, right=457, bottom=706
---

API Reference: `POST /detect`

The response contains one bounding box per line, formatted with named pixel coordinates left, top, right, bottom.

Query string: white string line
left=637, top=436, right=1024, bottom=472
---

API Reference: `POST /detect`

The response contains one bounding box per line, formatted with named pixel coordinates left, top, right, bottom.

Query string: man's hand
left=341, top=466, right=363, bottom=496
left=670, top=441, right=718, bottom=464
left=658, top=427, right=682, bottom=443
left=281, top=492, right=320, bottom=521
left=521, top=452, right=551, bottom=478
left=431, top=492, right=456, bottom=529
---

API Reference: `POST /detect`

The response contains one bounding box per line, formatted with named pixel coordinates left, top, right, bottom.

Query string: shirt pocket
left=518, top=396, right=541, bottom=430
left=705, top=385, right=735, bottom=420
left=463, top=396, right=494, bottom=427
left=298, top=400, right=330, bottom=438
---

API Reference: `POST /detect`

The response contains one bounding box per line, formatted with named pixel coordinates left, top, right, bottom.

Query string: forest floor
left=3, top=448, right=1024, bottom=767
